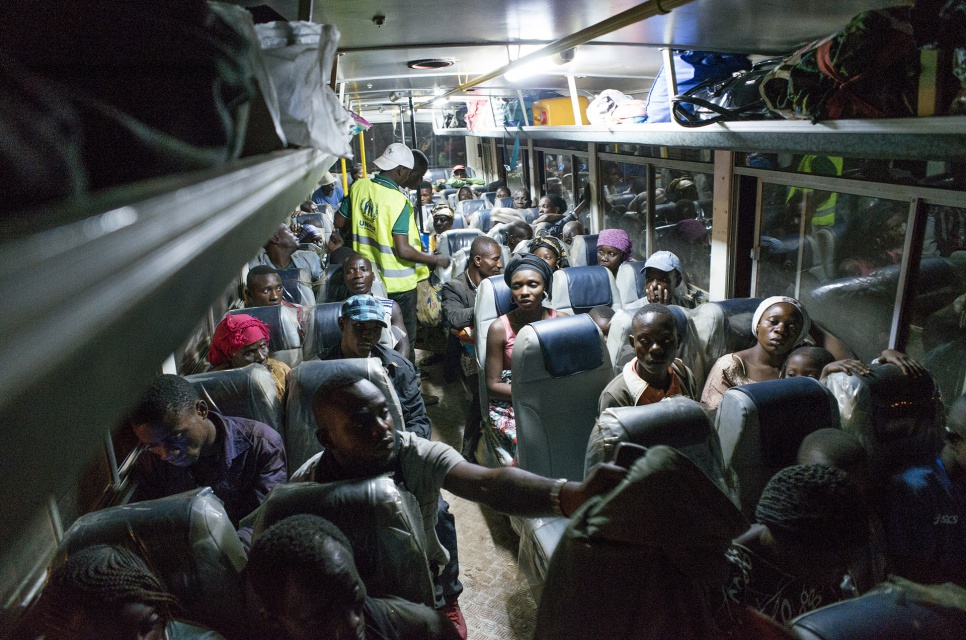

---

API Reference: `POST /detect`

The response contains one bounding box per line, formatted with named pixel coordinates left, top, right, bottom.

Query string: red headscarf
left=208, top=314, right=271, bottom=366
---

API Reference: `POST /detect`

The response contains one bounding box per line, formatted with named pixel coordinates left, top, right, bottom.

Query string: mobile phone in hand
left=612, top=442, right=648, bottom=469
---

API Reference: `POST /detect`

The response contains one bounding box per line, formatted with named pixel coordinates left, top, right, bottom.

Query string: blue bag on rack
left=645, top=51, right=752, bottom=122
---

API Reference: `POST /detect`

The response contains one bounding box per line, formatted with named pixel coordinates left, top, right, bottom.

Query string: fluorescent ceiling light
left=504, top=59, right=548, bottom=82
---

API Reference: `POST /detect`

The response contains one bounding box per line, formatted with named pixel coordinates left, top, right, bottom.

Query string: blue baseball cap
left=642, top=251, right=682, bottom=278
left=341, top=295, right=388, bottom=327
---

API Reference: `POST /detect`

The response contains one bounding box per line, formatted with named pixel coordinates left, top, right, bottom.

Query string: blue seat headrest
left=478, top=209, right=492, bottom=232
left=483, top=192, right=496, bottom=205
left=276, top=267, right=304, bottom=304
left=228, top=306, right=287, bottom=351
left=583, top=234, right=599, bottom=265
left=446, top=230, right=480, bottom=255
left=564, top=266, right=613, bottom=312
left=487, top=275, right=516, bottom=316
left=311, top=302, right=343, bottom=357
left=450, top=214, right=465, bottom=229
left=531, top=314, right=603, bottom=377
left=495, top=197, right=514, bottom=209
left=625, top=260, right=647, bottom=297
left=733, top=376, right=837, bottom=469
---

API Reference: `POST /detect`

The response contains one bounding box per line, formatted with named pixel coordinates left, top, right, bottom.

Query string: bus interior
left=2, top=0, right=966, bottom=637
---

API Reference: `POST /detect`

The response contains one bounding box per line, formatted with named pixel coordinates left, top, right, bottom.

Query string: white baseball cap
left=373, top=143, right=415, bottom=171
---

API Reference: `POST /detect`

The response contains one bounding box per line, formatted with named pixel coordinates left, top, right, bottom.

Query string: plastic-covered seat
left=481, top=191, right=497, bottom=206
left=301, top=302, right=343, bottom=360
left=823, top=364, right=944, bottom=479
left=494, top=196, right=514, bottom=210
left=227, top=304, right=303, bottom=367
left=513, top=314, right=614, bottom=599
left=569, top=234, right=599, bottom=267
left=687, top=297, right=763, bottom=392
left=284, top=359, right=404, bottom=473
left=435, top=229, right=484, bottom=284
left=250, top=478, right=435, bottom=607
left=551, top=266, right=622, bottom=314
left=186, top=364, right=282, bottom=434
left=473, top=275, right=516, bottom=467
left=789, top=577, right=966, bottom=640
left=275, top=267, right=317, bottom=307
left=716, top=377, right=840, bottom=517
left=50, top=488, right=250, bottom=639
left=455, top=199, right=487, bottom=219
left=606, top=299, right=691, bottom=374
left=318, top=263, right=345, bottom=302
left=616, top=260, right=646, bottom=303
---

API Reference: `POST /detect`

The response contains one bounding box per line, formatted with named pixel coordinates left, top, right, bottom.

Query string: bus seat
left=687, top=297, right=762, bottom=392
left=512, top=314, right=613, bottom=599
left=522, top=207, right=540, bottom=224
left=616, top=260, right=646, bottom=303
left=186, top=364, right=282, bottom=433
left=455, top=199, right=486, bottom=219
left=482, top=191, right=496, bottom=206
left=513, top=314, right=612, bottom=481
left=435, top=229, right=483, bottom=284
left=284, top=359, right=404, bottom=472
left=789, top=577, right=966, bottom=640
left=606, top=300, right=692, bottom=377
left=319, top=264, right=344, bottom=302
left=823, top=364, right=944, bottom=480
left=611, top=192, right=635, bottom=213
left=227, top=304, right=303, bottom=367
left=495, top=196, right=514, bottom=210
left=301, top=301, right=398, bottom=363
left=441, top=187, right=457, bottom=199
left=448, top=193, right=458, bottom=209
left=716, top=377, right=839, bottom=518
left=534, top=447, right=746, bottom=636
left=50, top=488, right=250, bottom=639
left=585, top=398, right=733, bottom=503
left=249, top=478, right=436, bottom=608
left=275, top=267, right=316, bottom=307
left=371, top=269, right=389, bottom=298
left=551, top=266, right=621, bottom=315
left=569, top=234, right=599, bottom=267
left=466, top=208, right=493, bottom=232
left=473, top=275, right=516, bottom=468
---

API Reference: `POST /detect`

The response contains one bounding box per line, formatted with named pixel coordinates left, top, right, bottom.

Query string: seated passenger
left=298, top=223, right=324, bottom=247
left=245, top=515, right=459, bottom=640
left=798, top=429, right=886, bottom=594
left=528, top=233, right=568, bottom=271
left=208, top=313, right=290, bottom=401
left=452, top=165, right=468, bottom=180
left=532, top=194, right=570, bottom=226
left=495, top=186, right=511, bottom=199
left=429, top=204, right=455, bottom=253
left=440, top=236, right=504, bottom=461
left=245, top=265, right=286, bottom=308
left=587, top=305, right=615, bottom=338
left=419, top=180, right=435, bottom=206
left=128, top=375, right=286, bottom=548
left=323, top=295, right=429, bottom=440
left=299, top=200, right=318, bottom=214
left=291, top=374, right=626, bottom=633
left=561, top=220, right=585, bottom=247
left=643, top=250, right=696, bottom=308
left=504, top=219, right=533, bottom=253
left=456, top=186, right=474, bottom=203
left=701, top=297, right=810, bottom=410
left=596, top=228, right=633, bottom=276
left=311, top=171, right=344, bottom=211
left=36, top=544, right=224, bottom=640
left=251, top=223, right=323, bottom=284
left=783, top=345, right=925, bottom=381
left=599, top=304, right=697, bottom=412
left=884, top=394, right=966, bottom=587
left=511, top=188, right=532, bottom=210
left=338, top=254, right=409, bottom=357
left=720, top=465, right=869, bottom=625
left=484, top=255, right=567, bottom=456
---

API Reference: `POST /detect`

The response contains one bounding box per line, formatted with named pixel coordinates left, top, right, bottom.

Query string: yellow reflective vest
left=348, top=177, right=429, bottom=293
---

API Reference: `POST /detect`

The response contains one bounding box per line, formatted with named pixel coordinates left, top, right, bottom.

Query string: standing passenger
left=311, top=171, right=345, bottom=211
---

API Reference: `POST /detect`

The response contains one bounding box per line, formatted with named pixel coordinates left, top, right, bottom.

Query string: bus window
left=652, top=171, right=713, bottom=293
left=907, top=205, right=966, bottom=409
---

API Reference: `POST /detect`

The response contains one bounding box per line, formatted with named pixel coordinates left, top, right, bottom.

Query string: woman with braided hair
left=36, top=544, right=224, bottom=640
left=719, top=465, right=870, bottom=626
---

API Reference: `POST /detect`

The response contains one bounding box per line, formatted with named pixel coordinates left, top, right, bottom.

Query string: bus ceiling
left=241, top=0, right=910, bottom=103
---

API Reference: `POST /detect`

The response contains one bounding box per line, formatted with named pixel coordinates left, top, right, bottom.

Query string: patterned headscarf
left=597, top=228, right=633, bottom=260
left=528, top=233, right=568, bottom=266
left=208, top=314, right=271, bottom=366
left=752, top=296, right=811, bottom=345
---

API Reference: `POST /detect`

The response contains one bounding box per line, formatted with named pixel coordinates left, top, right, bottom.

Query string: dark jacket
left=130, top=412, right=287, bottom=545
left=324, top=342, right=432, bottom=439
left=440, top=271, right=478, bottom=332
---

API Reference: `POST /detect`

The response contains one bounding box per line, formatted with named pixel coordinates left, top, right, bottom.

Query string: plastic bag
left=587, top=89, right=633, bottom=125
left=416, top=278, right=443, bottom=326
left=645, top=52, right=752, bottom=123
left=255, top=21, right=352, bottom=156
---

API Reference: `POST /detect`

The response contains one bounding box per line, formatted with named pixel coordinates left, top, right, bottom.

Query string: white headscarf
left=751, top=296, right=811, bottom=345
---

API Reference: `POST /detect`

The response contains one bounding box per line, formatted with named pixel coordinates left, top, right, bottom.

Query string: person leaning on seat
left=334, top=143, right=450, bottom=364
left=250, top=223, right=323, bottom=284
left=128, top=374, right=286, bottom=549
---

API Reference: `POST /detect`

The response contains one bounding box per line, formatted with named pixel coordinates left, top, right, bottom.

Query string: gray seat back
left=823, top=364, right=944, bottom=480
left=276, top=267, right=317, bottom=307
left=436, top=229, right=484, bottom=284
left=227, top=305, right=303, bottom=367
left=284, top=359, right=404, bottom=472
left=606, top=300, right=692, bottom=375
left=569, top=234, right=599, bottom=267
left=186, top=364, right=282, bottom=433
left=302, top=301, right=396, bottom=361
left=512, top=314, right=613, bottom=481
left=551, top=266, right=622, bottom=315
left=687, top=297, right=762, bottom=392
left=716, top=376, right=840, bottom=517
left=250, top=478, right=435, bottom=607
left=51, top=488, right=249, bottom=639
left=455, top=199, right=487, bottom=219
left=616, top=260, right=646, bottom=304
